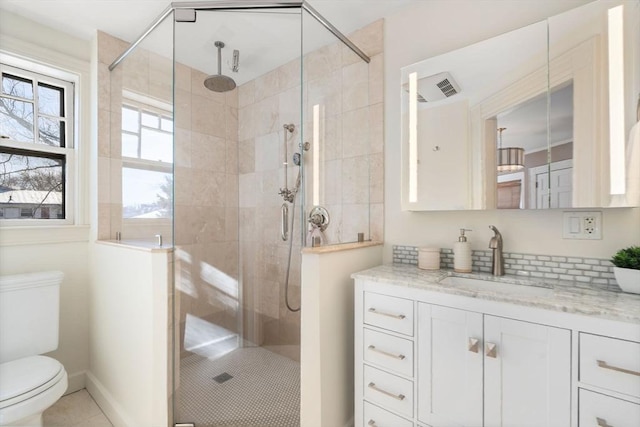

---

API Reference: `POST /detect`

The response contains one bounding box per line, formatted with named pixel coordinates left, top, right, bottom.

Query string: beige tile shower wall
left=97, top=32, right=240, bottom=357
left=237, top=56, right=303, bottom=356
left=305, top=19, right=384, bottom=244
left=96, top=31, right=124, bottom=240
left=96, top=31, right=173, bottom=242
left=236, top=20, right=384, bottom=359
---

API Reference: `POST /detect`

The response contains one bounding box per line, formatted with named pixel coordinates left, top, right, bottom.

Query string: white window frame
left=0, top=60, right=77, bottom=227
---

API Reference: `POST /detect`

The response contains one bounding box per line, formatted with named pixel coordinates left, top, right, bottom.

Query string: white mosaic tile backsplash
left=392, top=245, right=620, bottom=292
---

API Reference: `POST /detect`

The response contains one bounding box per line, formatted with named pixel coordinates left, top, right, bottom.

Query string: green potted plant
left=611, top=246, right=640, bottom=294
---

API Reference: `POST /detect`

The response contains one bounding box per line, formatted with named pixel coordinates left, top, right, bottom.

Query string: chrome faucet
left=488, top=225, right=504, bottom=276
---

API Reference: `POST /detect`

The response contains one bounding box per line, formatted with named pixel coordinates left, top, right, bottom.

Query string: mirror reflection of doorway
left=496, top=83, right=574, bottom=209
left=529, top=159, right=573, bottom=209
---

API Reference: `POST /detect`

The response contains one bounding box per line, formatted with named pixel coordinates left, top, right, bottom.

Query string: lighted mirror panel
left=400, top=0, right=640, bottom=211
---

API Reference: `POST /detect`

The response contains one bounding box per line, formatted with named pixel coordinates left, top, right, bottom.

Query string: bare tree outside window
left=0, top=66, right=72, bottom=220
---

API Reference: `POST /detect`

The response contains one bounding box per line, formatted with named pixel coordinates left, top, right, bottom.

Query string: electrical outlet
left=563, top=211, right=602, bottom=240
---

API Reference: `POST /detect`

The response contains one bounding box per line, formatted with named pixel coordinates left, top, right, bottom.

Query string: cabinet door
left=417, top=303, right=483, bottom=426
left=484, top=316, right=571, bottom=427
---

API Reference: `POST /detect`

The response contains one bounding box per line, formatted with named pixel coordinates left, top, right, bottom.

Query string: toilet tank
left=0, top=271, right=64, bottom=364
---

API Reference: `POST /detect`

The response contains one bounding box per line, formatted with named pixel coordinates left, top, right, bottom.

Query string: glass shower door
left=172, top=7, right=303, bottom=426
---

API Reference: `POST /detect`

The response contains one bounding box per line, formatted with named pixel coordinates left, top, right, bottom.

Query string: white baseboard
left=85, top=371, right=135, bottom=427
left=65, top=371, right=86, bottom=395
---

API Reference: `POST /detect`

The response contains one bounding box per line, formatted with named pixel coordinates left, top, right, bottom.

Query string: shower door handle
left=281, top=203, right=289, bottom=241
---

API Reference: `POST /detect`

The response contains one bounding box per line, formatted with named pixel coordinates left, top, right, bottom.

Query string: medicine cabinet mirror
left=400, top=0, right=640, bottom=211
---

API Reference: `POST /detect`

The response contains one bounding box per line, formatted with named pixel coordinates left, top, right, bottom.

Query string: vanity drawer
left=364, top=328, right=413, bottom=377
left=579, top=389, right=640, bottom=427
left=364, top=401, right=413, bottom=427
left=580, top=333, right=640, bottom=398
left=364, top=292, right=414, bottom=336
left=363, top=365, right=413, bottom=418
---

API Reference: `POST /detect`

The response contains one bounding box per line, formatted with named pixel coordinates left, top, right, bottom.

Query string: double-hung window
left=121, top=95, right=173, bottom=220
left=0, top=62, right=74, bottom=223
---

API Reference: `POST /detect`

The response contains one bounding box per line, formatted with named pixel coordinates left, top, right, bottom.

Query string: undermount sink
left=438, top=276, right=553, bottom=296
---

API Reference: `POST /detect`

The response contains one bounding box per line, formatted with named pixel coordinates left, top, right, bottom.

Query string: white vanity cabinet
left=353, top=267, right=640, bottom=427
left=417, top=304, right=570, bottom=427
left=577, top=333, right=640, bottom=427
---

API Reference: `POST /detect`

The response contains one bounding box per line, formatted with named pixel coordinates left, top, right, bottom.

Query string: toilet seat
left=0, top=356, right=65, bottom=408
left=0, top=355, right=67, bottom=426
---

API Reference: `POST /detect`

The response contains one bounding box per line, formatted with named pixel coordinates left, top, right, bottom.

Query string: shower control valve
left=279, top=187, right=295, bottom=203
left=308, top=206, right=330, bottom=232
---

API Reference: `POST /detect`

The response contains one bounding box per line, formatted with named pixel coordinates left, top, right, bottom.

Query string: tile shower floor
left=176, top=346, right=300, bottom=427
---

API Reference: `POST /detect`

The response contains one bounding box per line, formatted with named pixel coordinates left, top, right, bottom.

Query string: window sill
left=0, top=224, right=90, bottom=246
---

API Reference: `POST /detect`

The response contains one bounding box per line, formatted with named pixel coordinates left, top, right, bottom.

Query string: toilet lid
left=0, top=355, right=65, bottom=408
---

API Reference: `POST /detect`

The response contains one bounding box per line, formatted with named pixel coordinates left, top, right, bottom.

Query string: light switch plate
left=562, top=211, right=602, bottom=239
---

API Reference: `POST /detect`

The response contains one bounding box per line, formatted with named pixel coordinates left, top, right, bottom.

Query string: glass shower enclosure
left=107, top=1, right=371, bottom=425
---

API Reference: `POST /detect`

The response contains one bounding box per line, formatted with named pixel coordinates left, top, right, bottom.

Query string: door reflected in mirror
left=496, top=84, right=574, bottom=209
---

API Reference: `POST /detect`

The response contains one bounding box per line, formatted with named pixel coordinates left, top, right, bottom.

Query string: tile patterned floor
left=176, top=346, right=300, bottom=427
left=43, top=389, right=112, bottom=427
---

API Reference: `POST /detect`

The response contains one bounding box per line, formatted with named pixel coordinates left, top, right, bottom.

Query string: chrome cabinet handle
left=367, top=382, right=405, bottom=401
left=468, top=338, right=480, bottom=353
left=368, top=345, right=406, bottom=360
left=367, top=420, right=378, bottom=427
left=485, top=342, right=497, bottom=358
left=368, top=307, right=406, bottom=320
left=596, top=417, right=613, bottom=427
left=597, top=360, right=640, bottom=377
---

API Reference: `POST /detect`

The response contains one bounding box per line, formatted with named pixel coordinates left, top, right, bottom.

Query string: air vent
left=436, top=78, right=458, bottom=97
left=403, top=71, right=462, bottom=103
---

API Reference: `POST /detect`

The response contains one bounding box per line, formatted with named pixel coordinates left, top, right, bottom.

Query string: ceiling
left=0, top=0, right=418, bottom=83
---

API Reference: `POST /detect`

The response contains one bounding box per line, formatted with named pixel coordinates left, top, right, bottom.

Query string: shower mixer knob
left=308, top=206, right=330, bottom=232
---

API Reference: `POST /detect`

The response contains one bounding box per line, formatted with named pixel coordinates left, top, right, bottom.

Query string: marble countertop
left=352, top=264, right=640, bottom=323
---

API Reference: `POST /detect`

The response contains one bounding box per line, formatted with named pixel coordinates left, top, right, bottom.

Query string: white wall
left=87, top=242, right=169, bottom=427
left=384, top=0, right=640, bottom=262
left=0, top=10, right=93, bottom=394
left=0, top=239, right=90, bottom=393
left=300, top=244, right=383, bottom=427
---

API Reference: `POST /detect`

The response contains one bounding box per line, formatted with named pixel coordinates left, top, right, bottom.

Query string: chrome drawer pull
left=596, top=360, right=640, bottom=377
left=368, top=345, right=406, bottom=360
left=367, top=420, right=378, bottom=427
left=368, top=382, right=406, bottom=401
left=596, top=417, right=613, bottom=427
left=368, top=307, right=406, bottom=320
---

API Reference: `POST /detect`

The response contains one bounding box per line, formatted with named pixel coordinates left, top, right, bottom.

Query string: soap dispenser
left=454, top=228, right=472, bottom=273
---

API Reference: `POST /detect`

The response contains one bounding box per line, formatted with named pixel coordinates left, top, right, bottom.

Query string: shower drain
left=212, top=372, right=233, bottom=384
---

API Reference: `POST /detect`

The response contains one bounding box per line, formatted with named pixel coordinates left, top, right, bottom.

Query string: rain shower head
left=204, top=41, right=237, bottom=93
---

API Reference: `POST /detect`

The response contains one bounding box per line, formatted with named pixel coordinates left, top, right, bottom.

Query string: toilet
left=0, top=271, right=68, bottom=427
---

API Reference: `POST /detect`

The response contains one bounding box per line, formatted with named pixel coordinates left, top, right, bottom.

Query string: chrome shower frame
left=108, top=0, right=370, bottom=71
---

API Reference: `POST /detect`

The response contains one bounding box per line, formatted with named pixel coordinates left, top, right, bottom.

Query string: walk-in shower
left=105, top=1, right=374, bottom=425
